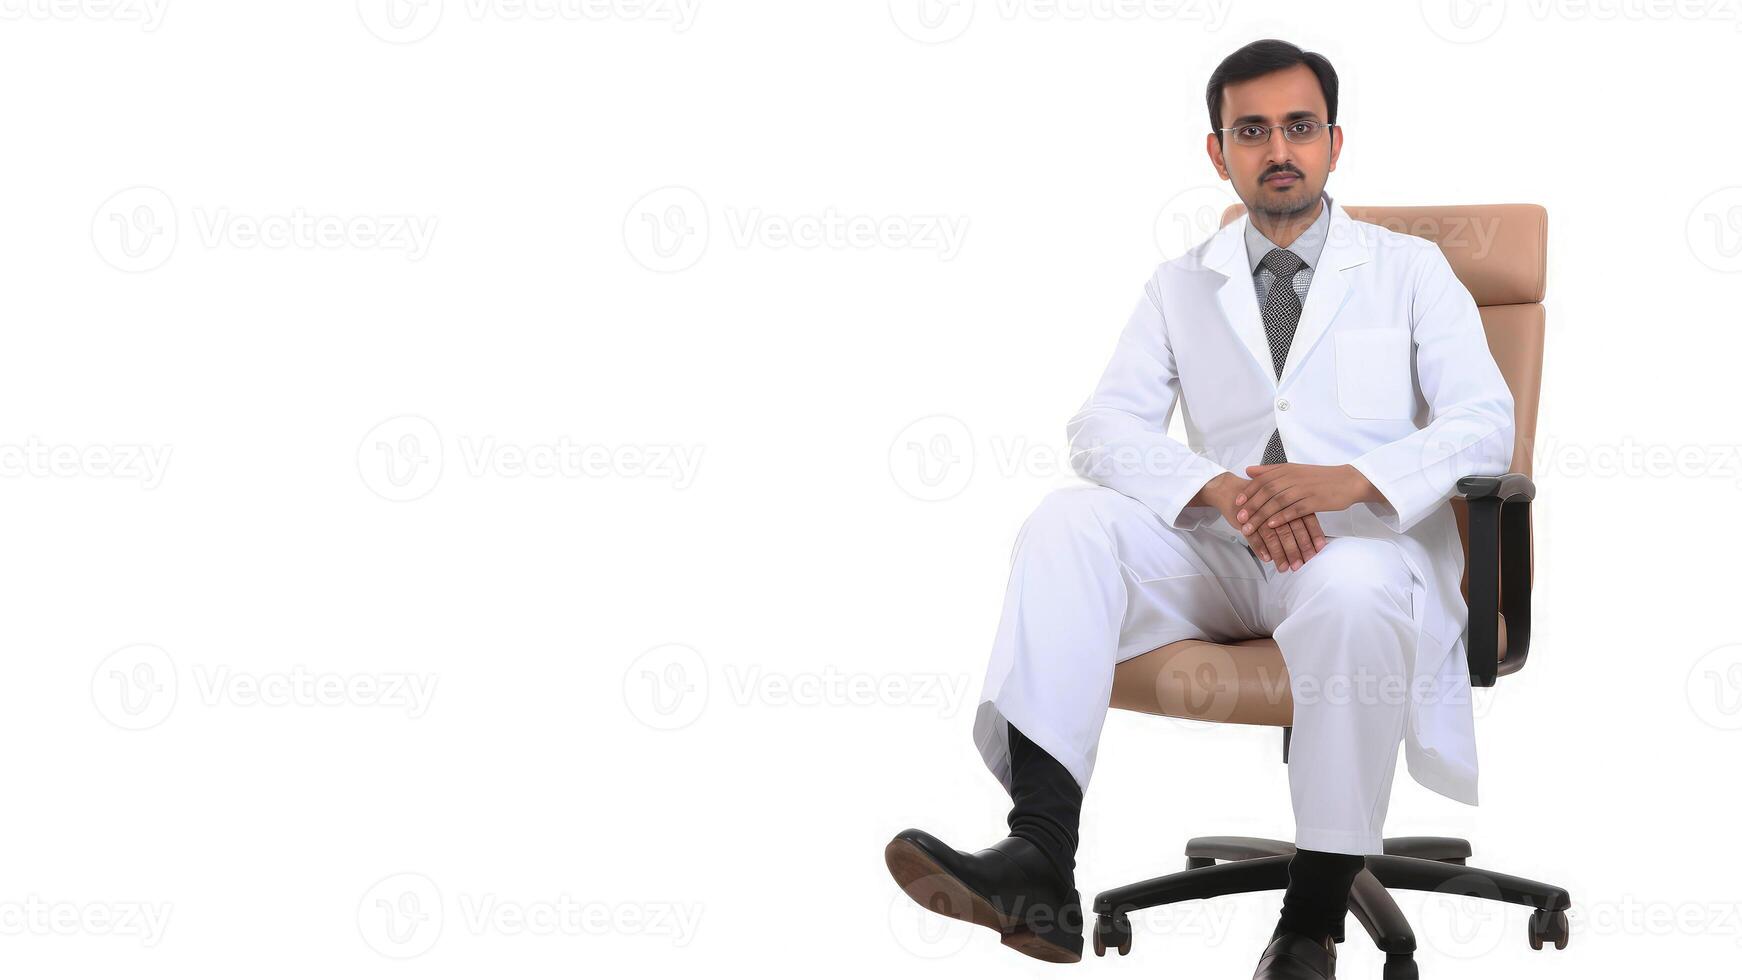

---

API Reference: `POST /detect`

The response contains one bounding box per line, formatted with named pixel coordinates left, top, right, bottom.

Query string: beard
left=1248, top=177, right=1318, bottom=220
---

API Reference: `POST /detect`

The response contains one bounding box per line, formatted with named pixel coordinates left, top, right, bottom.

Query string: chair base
left=1090, top=835, right=1571, bottom=978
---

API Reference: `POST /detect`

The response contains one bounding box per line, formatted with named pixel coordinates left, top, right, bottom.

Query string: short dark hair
left=1206, top=39, right=1338, bottom=144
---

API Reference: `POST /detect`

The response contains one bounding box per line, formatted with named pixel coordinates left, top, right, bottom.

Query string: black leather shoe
left=1253, top=922, right=1338, bottom=979
left=884, top=828, right=1083, bottom=963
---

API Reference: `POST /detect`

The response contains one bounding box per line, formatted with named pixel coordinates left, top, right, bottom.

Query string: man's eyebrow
left=1227, top=110, right=1322, bottom=126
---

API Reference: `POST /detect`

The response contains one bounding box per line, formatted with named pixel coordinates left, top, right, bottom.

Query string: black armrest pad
left=1456, top=473, right=1536, bottom=501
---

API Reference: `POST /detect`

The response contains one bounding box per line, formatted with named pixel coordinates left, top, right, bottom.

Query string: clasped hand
left=1206, top=463, right=1376, bottom=572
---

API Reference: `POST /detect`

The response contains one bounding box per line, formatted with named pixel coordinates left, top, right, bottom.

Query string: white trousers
left=973, top=485, right=1420, bottom=856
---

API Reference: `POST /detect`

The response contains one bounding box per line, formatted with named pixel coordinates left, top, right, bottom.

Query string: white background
left=3, top=0, right=1740, bottom=976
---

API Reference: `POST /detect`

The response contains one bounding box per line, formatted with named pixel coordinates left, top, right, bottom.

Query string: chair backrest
left=1219, top=202, right=1546, bottom=599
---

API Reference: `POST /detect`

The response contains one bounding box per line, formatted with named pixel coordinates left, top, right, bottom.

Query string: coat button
left=1277, top=398, right=1291, bottom=411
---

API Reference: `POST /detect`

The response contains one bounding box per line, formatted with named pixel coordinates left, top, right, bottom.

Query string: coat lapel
left=1203, top=194, right=1374, bottom=389
left=1280, top=198, right=1371, bottom=386
left=1204, top=214, right=1274, bottom=386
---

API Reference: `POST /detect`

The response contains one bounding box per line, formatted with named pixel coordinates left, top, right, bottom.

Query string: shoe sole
left=883, top=837, right=1083, bottom=964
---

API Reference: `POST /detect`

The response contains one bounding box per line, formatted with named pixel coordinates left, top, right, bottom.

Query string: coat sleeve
left=1066, top=278, right=1234, bottom=530
left=1347, top=242, right=1517, bottom=534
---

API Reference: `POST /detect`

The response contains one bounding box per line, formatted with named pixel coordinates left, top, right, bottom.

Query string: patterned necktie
left=1258, top=247, right=1305, bottom=465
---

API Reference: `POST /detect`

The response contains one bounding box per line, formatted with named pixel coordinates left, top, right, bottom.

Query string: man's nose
left=1264, top=128, right=1296, bottom=166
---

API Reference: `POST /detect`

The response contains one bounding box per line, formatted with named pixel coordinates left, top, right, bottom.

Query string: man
left=883, top=39, right=1517, bottom=980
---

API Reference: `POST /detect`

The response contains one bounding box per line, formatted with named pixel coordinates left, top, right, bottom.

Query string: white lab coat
left=1063, top=192, right=1515, bottom=805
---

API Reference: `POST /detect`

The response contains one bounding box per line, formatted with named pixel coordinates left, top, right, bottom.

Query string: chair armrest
left=1456, top=473, right=1536, bottom=502
left=1455, top=473, right=1535, bottom=687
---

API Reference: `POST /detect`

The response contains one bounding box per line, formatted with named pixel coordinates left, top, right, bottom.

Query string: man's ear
left=1206, top=132, right=1228, bottom=180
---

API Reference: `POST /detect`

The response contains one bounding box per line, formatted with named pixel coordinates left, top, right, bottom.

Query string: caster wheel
left=1382, top=953, right=1420, bottom=980
left=1093, top=914, right=1132, bottom=957
left=1528, top=908, right=1569, bottom=950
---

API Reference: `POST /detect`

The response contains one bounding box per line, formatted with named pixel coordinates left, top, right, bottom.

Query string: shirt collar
left=1244, top=192, right=1330, bottom=274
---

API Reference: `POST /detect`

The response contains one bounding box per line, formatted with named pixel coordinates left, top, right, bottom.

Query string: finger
left=1275, top=525, right=1303, bottom=570
left=1284, top=518, right=1315, bottom=562
left=1245, top=534, right=1269, bottom=563
left=1237, top=477, right=1287, bottom=526
left=1273, top=521, right=1303, bottom=571
left=1263, top=484, right=1321, bottom=529
left=1284, top=520, right=1316, bottom=568
left=1235, top=465, right=1277, bottom=506
left=1235, top=468, right=1282, bottom=510
left=1258, top=526, right=1285, bottom=564
left=1264, top=496, right=1315, bottom=530
left=1246, top=485, right=1302, bottom=533
left=1302, top=513, right=1328, bottom=550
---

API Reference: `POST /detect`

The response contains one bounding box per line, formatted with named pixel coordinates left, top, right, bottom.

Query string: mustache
left=1262, top=167, right=1303, bottom=181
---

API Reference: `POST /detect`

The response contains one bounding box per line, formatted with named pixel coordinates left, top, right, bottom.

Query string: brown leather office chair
left=1090, top=204, right=1564, bottom=980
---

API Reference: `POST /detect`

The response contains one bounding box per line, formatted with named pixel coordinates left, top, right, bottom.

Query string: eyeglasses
left=1217, top=119, right=1334, bottom=147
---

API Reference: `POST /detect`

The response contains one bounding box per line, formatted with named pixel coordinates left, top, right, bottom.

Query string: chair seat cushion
left=1109, top=615, right=1507, bottom=726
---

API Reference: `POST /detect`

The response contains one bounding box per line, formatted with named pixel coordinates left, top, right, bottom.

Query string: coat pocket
left=1334, top=328, right=1415, bottom=420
